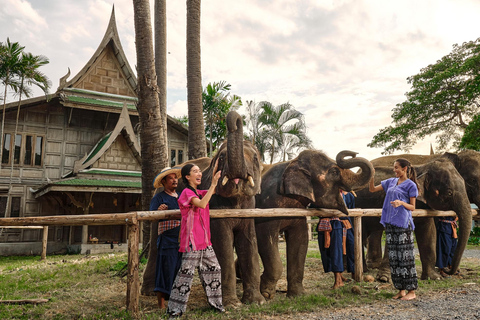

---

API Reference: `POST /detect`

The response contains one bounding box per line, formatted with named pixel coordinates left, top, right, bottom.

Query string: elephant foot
left=420, top=269, right=442, bottom=280
left=367, top=260, right=382, bottom=269
left=260, top=276, right=277, bottom=300
left=376, top=270, right=390, bottom=283
left=241, top=290, right=266, bottom=305
left=222, top=295, right=242, bottom=309
left=286, top=284, right=306, bottom=298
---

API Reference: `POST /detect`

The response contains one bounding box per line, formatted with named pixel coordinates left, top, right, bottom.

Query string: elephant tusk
left=222, top=176, right=229, bottom=186
left=248, top=176, right=255, bottom=187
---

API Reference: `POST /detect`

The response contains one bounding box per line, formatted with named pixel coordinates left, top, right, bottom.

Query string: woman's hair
left=395, top=158, right=418, bottom=187
left=181, top=164, right=195, bottom=186
left=181, top=163, right=202, bottom=198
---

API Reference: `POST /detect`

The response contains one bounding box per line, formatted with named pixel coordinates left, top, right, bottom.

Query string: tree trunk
left=186, top=0, right=206, bottom=159
left=132, top=0, right=168, bottom=294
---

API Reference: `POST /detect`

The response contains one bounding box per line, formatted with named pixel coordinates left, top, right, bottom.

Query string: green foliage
left=174, top=115, right=189, bottom=126
left=460, top=115, right=480, bottom=150
left=202, top=81, right=241, bottom=155
left=369, top=37, right=480, bottom=154
left=468, top=226, right=480, bottom=245
left=252, top=101, right=312, bottom=163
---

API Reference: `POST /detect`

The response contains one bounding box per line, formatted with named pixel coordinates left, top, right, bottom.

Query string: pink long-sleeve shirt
left=177, top=188, right=212, bottom=252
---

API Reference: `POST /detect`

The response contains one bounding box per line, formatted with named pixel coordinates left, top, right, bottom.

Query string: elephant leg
left=233, top=219, right=265, bottom=305
left=256, top=219, right=283, bottom=300
left=366, top=229, right=384, bottom=269
left=376, top=242, right=391, bottom=282
left=415, top=217, right=441, bottom=280
left=284, top=218, right=308, bottom=297
left=210, top=219, right=242, bottom=307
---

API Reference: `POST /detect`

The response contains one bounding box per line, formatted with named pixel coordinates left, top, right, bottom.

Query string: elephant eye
left=447, top=189, right=453, bottom=197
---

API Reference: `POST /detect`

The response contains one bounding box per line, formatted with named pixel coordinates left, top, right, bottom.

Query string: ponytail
left=395, top=158, right=418, bottom=188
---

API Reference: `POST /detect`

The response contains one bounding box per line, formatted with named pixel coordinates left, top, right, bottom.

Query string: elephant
left=176, top=111, right=265, bottom=307
left=371, top=150, right=480, bottom=208
left=255, top=150, right=374, bottom=299
left=355, top=158, right=472, bottom=281
left=364, top=150, right=480, bottom=271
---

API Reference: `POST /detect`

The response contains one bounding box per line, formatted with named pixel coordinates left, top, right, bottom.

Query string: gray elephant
left=356, top=159, right=472, bottom=281
left=178, top=111, right=265, bottom=307
left=255, top=150, right=374, bottom=299
left=364, top=151, right=480, bottom=272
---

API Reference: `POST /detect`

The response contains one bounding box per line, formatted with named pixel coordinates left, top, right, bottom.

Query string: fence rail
left=0, top=208, right=478, bottom=315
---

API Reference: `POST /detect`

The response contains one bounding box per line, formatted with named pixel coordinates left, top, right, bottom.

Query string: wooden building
left=0, top=9, right=188, bottom=255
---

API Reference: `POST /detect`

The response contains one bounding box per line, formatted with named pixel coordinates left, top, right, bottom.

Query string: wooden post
left=353, top=216, right=362, bottom=282
left=41, top=226, right=48, bottom=260
left=126, top=216, right=139, bottom=315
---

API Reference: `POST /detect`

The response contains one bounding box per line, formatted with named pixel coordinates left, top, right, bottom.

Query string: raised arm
left=191, top=160, right=222, bottom=209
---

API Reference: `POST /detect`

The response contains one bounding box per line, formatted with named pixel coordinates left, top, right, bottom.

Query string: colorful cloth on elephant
left=317, top=217, right=355, bottom=273
left=436, top=216, right=458, bottom=269
left=167, top=246, right=224, bottom=316
left=178, top=188, right=211, bottom=252
left=154, top=226, right=182, bottom=296
left=380, top=178, right=418, bottom=230
left=150, top=191, right=181, bottom=234
left=385, top=223, right=418, bottom=291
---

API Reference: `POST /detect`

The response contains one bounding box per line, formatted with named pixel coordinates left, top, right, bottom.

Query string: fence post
left=126, top=215, right=139, bottom=315
left=41, top=226, right=48, bottom=260
left=354, top=216, right=363, bottom=282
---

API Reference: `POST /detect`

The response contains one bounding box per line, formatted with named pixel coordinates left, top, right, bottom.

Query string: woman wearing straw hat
left=151, top=167, right=182, bottom=309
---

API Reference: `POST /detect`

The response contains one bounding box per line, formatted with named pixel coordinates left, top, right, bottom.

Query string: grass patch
left=1, top=242, right=479, bottom=319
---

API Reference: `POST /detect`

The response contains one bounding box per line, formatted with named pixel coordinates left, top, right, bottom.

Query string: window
left=170, top=149, right=176, bottom=167
left=1, top=133, right=44, bottom=166
left=178, top=150, right=183, bottom=164
left=170, top=149, right=185, bottom=167
left=0, top=196, right=21, bottom=218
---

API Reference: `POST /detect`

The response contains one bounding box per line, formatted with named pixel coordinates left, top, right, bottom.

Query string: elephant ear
left=416, top=172, right=428, bottom=203
left=280, top=160, right=315, bottom=202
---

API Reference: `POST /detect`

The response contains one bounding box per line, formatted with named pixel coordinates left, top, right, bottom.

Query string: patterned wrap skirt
left=385, top=223, right=418, bottom=291
left=167, top=245, right=224, bottom=315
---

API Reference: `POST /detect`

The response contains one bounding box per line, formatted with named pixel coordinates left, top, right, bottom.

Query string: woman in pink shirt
left=167, top=161, right=224, bottom=317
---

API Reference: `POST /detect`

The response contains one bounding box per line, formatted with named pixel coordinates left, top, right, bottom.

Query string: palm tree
left=9, top=52, right=50, bottom=185
left=186, top=0, right=207, bottom=159
left=0, top=39, right=24, bottom=171
left=257, top=101, right=310, bottom=164
left=203, top=81, right=241, bottom=155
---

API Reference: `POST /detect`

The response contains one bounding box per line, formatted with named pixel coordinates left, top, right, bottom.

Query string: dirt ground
left=136, top=242, right=480, bottom=319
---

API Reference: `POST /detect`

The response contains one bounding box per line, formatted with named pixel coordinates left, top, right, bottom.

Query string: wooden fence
left=0, top=208, right=478, bottom=316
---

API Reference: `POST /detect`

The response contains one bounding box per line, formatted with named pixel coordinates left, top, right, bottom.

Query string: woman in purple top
left=167, top=161, right=225, bottom=317
left=369, top=158, right=419, bottom=301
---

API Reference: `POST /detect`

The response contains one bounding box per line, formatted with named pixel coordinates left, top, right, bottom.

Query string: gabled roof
left=73, top=102, right=141, bottom=173
left=57, top=7, right=137, bottom=94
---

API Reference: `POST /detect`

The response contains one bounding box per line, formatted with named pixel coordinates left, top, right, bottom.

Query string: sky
left=2, top=0, right=480, bottom=162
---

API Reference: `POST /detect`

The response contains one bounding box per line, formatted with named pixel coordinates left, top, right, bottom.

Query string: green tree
left=369, top=37, right=480, bottom=154
left=460, top=115, right=480, bottom=150
left=257, top=101, right=310, bottom=164
left=203, top=81, right=241, bottom=155
left=0, top=39, right=24, bottom=167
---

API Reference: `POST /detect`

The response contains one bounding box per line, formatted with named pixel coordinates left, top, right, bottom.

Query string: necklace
left=164, top=190, right=178, bottom=198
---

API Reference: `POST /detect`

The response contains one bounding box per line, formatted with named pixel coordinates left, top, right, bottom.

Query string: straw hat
left=153, top=166, right=182, bottom=188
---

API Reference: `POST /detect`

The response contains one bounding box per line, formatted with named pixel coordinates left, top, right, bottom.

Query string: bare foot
left=392, top=290, right=406, bottom=299
left=332, top=281, right=344, bottom=289
left=400, top=291, right=416, bottom=301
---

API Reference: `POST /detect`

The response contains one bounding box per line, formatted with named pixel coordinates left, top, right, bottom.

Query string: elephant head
left=442, top=150, right=480, bottom=209
left=200, top=111, right=262, bottom=208
left=416, top=159, right=472, bottom=276
left=280, top=150, right=373, bottom=214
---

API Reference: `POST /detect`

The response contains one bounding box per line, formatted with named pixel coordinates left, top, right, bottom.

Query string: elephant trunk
left=226, top=111, right=247, bottom=180
left=447, top=198, right=472, bottom=275
left=336, top=150, right=374, bottom=190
